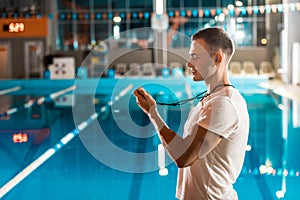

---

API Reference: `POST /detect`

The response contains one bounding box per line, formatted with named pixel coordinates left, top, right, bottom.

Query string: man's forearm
left=148, top=109, right=186, bottom=162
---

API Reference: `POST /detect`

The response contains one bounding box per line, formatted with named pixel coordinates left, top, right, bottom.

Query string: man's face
left=187, top=39, right=216, bottom=81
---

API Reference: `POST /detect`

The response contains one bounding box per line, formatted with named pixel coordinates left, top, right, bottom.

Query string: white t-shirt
left=176, top=86, right=249, bottom=200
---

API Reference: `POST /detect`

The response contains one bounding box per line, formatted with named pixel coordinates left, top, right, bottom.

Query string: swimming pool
left=0, top=77, right=299, bottom=200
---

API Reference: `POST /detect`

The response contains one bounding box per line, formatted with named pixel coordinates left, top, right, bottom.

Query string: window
left=55, top=0, right=270, bottom=51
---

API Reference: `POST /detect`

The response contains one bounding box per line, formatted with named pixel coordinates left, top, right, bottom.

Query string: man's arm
left=134, top=88, right=222, bottom=168
left=151, top=110, right=221, bottom=167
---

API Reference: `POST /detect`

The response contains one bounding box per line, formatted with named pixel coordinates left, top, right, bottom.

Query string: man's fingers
left=138, top=87, right=147, bottom=95
left=136, top=87, right=149, bottom=97
left=134, top=88, right=151, bottom=102
left=133, top=89, right=140, bottom=96
left=134, top=88, right=144, bottom=98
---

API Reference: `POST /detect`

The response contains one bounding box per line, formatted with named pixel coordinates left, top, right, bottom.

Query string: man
left=134, top=27, right=249, bottom=200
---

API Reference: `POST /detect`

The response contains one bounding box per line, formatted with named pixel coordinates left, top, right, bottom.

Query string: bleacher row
left=229, top=61, right=275, bottom=77
left=111, top=61, right=275, bottom=77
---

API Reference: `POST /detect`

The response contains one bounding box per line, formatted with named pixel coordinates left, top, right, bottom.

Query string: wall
left=231, top=47, right=269, bottom=69
left=266, top=0, right=283, bottom=68
left=106, top=47, right=269, bottom=69
left=283, top=0, right=300, bottom=84
left=108, top=48, right=189, bottom=67
left=0, top=38, right=46, bottom=78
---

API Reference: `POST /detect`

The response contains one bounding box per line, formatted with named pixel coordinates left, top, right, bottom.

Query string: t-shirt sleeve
left=196, top=97, right=238, bottom=138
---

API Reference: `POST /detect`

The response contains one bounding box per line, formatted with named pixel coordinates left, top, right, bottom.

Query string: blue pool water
left=0, top=78, right=300, bottom=200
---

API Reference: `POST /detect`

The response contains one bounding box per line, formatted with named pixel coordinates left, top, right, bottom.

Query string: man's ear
left=214, top=53, right=222, bottom=65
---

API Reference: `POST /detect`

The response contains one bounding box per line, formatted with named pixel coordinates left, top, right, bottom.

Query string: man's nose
left=186, top=62, right=193, bottom=68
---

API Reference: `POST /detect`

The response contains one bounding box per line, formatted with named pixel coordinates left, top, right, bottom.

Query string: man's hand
left=133, top=87, right=157, bottom=116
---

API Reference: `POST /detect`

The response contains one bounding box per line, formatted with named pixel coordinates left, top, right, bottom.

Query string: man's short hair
left=191, top=27, right=234, bottom=57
